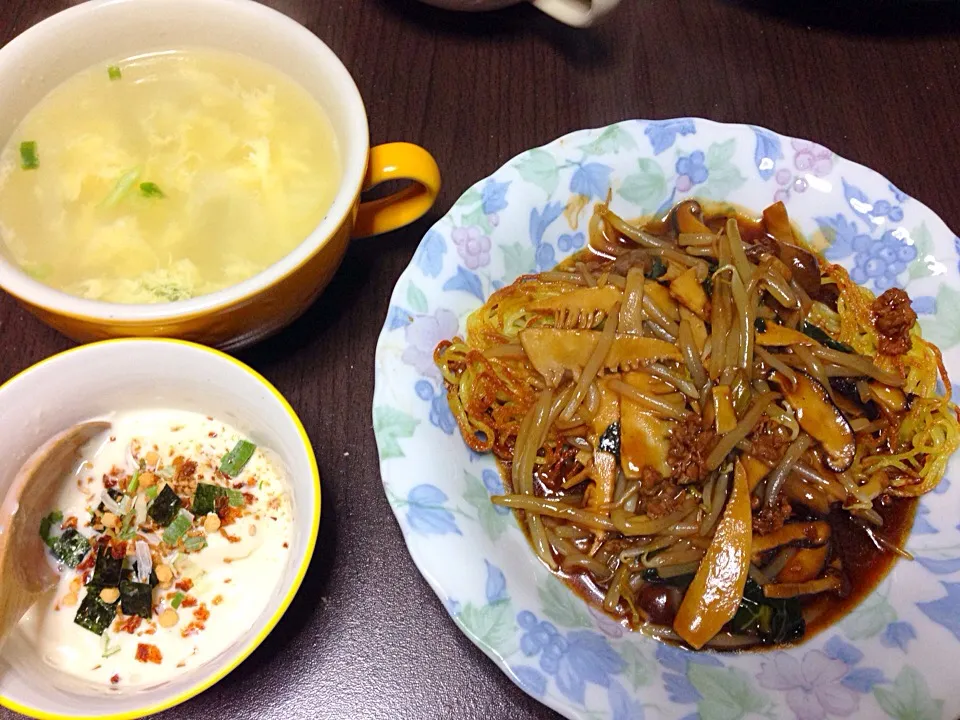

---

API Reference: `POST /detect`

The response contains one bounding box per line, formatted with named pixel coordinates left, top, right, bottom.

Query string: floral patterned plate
left=372, top=118, right=960, bottom=720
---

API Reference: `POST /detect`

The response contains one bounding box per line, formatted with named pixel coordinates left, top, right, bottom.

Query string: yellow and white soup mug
left=0, top=0, right=441, bottom=350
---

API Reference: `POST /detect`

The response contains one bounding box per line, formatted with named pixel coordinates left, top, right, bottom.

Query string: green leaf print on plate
left=874, top=666, right=944, bottom=720
left=618, top=158, right=667, bottom=213
left=373, top=406, right=420, bottom=460
left=515, top=149, right=560, bottom=197
left=841, top=589, right=897, bottom=640
left=688, top=664, right=771, bottom=720
left=908, top=222, right=935, bottom=280
left=459, top=600, right=517, bottom=657
left=538, top=576, right=591, bottom=629
left=463, top=471, right=511, bottom=541
left=920, top=284, right=960, bottom=350
left=580, top=125, right=638, bottom=156
left=407, top=282, right=428, bottom=314
left=501, top=242, right=535, bottom=280
left=700, top=139, right=747, bottom=199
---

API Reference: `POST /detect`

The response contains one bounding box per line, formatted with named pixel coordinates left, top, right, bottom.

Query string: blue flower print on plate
left=374, top=118, right=960, bottom=719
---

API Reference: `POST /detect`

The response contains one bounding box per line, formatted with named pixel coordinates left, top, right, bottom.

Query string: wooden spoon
left=0, top=421, right=110, bottom=647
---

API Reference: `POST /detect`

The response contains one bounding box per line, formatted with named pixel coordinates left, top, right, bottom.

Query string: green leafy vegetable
left=226, top=488, right=245, bottom=507
left=127, top=469, right=141, bottom=496
left=645, top=257, right=667, bottom=280
left=102, top=633, right=121, bottom=658
left=145, top=485, right=159, bottom=501
left=74, top=593, right=116, bottom=636
left=53, top=529, right=91, bottom=568
left=162, top=510, right=193, bottom=545
left=119, top=579, right=153, bottom=619
left=171, top=592, right=185, bottom=609
left=219, top=440, right=256, bottom=477
left=183, top=536, right=207, bottom=553
left=801, top=321, right=854, bottom=354
left=39, top=510, right=63, bottom=549
left=139, top=182, right=165, bottom=199
left=148, top=485, right=181, bottom=526
left=598, top=421, right=620, bottom=457
left=102, top=167, right=142, bottom=208
left=91, top=545, right=123, bottom=589
left=731, top=577, right=805, bottom=645
left=107, top=65, right=122, bottom=80
left=19, top=141, right=38, bottom=170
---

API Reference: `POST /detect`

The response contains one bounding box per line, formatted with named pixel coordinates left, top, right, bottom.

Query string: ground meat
left=638, top=466, right=684, bottom=519
left=135, top=643, right=162, bottom=664
left=753, top=496, right=792, bottom=535
left=667, top=416, right=715, bottom=485
left=872, top=288, right=916, bottom=355
left=748, top=419, right=791, bottom=464
left=175, top=578, right=194, bottom=592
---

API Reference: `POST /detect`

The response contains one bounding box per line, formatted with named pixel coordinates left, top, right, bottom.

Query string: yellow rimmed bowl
left=0, top=338, right=320, bottom=719
left=0, top=0, right=441, bottom=351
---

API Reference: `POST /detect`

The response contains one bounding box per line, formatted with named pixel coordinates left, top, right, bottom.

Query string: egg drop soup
left=0, top=49, right=341, bottom=304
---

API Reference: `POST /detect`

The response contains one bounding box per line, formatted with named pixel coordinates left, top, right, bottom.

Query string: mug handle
left=531, top=0, right=620, bottom=26
left=353, top=142, right=441, bottom=238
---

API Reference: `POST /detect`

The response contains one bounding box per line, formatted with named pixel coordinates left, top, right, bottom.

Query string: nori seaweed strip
left=119, top=579, right=153, bottom=619
left=90, top=545, right=123, bottom=588
left=53, top=529, right=91, bottom=568
left=74, top=593, right=116, bottom=636
left=191, top=483, right=222, bottom=516
left=148, top=485, right=181, bottom=526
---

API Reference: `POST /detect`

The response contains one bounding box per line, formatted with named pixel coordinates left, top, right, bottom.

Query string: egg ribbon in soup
left=0, top=49, right=341, bottom=304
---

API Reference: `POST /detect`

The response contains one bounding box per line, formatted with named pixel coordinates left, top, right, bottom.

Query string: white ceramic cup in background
left=0, top=340, right=320, bottom=719
left=419, top=0, right=621, bottom=27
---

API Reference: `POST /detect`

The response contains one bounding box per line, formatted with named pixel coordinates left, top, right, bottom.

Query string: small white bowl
left=0, top=339, right=320, bottom=719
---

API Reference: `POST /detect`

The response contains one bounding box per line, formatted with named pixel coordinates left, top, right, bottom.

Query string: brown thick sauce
left=503, top=201, right=926, bottom=649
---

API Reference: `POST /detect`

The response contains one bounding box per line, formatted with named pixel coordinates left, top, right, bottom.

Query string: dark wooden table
left=3, top=1, right=960, bottom=718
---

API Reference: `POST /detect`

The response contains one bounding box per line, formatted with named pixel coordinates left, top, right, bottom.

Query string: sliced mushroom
left=673, top=199, right=712, bottom=235
left=762, top=201, right=822, bottom=297
left=769, top=370, right=856, bottom=472
left=519, top=329, right=682, bottom=387
left=529, top=285, right=621, bottom=329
